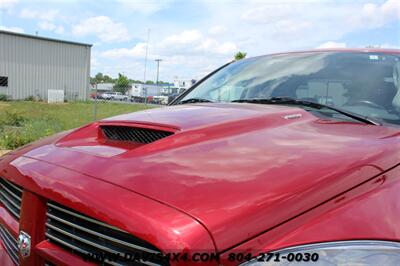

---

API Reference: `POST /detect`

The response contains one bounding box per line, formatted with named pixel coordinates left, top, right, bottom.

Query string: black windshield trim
left=232, top=97, right=380, bottom=125
left=177, top=98, right=214, bottom=105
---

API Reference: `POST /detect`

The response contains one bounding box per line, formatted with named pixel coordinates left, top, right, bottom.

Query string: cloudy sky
left=1, top=0, right=399, bottom=82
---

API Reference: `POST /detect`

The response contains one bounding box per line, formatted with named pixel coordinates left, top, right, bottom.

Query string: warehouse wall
left=0, top=32, right=91, bottom=100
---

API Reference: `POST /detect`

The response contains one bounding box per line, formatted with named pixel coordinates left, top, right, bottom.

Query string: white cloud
left=354, top=0, right=400, bottom=28
left=0, top=25, right=24, bottom=33
left=72, top=16, right=131, bottom=43
left=54, top=26, right=65, bottom=34
left=38, top=21, right=55, bottom=30
left=92, top=0, right=399, bottom=81
left=317, top=41, right=347, bottom=49
left=209, top=25, right=227, bottom=35
left=38, top=21, right=64, bottom=34
left=164, top=30, right=203, bottom=45
left=241, top=3, right=297, bottom=24
left=19, top=8, right=59, bottom=21
left=238, top=0, right=400, bottom=45
left=381, top=44, right=400, bottom=49
left=194, top=38, right=237, bottom=55
left=382, top=0, right=400, bottom=19
left=117, top=0, right=174, bottom=14
left=162, top=29, right=238, bottom=55
left=91, top=57, right=98, bottom=68
left=215, top=41, right=237, bottom=54
left=98, top=29, right=237, bottom=81
left=274, top=19, right=312, bottom=34
left=101, top=43, right=148, bottom=58
left=0, top=0, right=17, bottom=9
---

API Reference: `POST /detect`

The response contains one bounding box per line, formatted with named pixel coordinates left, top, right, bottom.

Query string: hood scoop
left=55, top=123, right=177, bottom=157
left=100, top=125, right=174, bottom=144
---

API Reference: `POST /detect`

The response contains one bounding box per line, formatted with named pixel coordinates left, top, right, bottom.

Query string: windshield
left=180, top=52, right=400, bottom=125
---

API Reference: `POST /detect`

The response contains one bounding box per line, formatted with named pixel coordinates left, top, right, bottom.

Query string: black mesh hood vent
left=101, top=126, right=174, bottom=144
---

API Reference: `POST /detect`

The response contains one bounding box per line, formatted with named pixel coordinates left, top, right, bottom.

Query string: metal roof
left=0, top=30, right=92, bottom=47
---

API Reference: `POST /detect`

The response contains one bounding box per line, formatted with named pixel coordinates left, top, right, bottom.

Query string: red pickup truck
left=1, top=49, right=400, bottom=266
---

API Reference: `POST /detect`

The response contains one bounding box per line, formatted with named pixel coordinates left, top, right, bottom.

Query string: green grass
left=0, top=101, right=155, bottom=149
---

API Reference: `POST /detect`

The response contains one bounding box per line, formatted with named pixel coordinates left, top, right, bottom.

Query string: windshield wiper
left=232, top=97, right=380, bottom=125
left=178, top=98, right=213, bottom=105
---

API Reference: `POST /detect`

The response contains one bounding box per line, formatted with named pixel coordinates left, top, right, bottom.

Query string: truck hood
left=20, top=103, right=400, bottom=251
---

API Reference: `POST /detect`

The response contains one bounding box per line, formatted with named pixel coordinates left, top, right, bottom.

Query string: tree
left=234, top=51, right=247, bottom=60
left=91, top=72, right=115, bottom=84
left=113, top=73, right=130, bottom=94
left=103, top=75, right=114, bottom=83
left=130, top=79, right=143, bottom=84
left=95, top=72, right=104, bottom=82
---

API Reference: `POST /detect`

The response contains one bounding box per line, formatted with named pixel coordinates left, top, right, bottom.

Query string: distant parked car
left=130, top=96, right=146, bottom=103
left=152, top=96, right=169, bottom=105
left=101, top=92, right=128, bottom=101
left=90, top=92, right=103, bottom=99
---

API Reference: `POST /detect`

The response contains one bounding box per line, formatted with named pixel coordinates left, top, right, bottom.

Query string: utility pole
left=155, top=59, right=162, bottom=99
left=93, top=82, right=98, bottom=121
left=155, top=59, right=162, bottom=85
left=93, top=80, right=103, bottom=121
left=143, top=28, right=150, bottom=104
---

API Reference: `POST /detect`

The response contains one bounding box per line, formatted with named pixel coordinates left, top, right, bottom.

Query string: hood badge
left=282, top=113, right=303, bottom=120
left=18, top=231, right=31, bottom=258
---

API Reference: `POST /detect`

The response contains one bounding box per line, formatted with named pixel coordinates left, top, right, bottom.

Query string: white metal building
left=0, top=30, right=91, bottom=100
left=173, top=78, right=196, bottom=90
left=128, top=83, right=163, bottom=97
left=92, top=83, right=114, bottom=93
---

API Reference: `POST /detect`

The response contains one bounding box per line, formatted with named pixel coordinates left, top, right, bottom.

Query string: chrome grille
left=0, top=178, right=23, bottom=220
left=0, top=224, right=19, bottom=265
left=46, top=202, right=168, bottom=266
left=101, top=126, right=174, bottom=144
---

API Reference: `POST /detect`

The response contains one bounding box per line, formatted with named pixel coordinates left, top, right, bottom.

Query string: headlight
left=242, top=241, right=400, bottom=266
